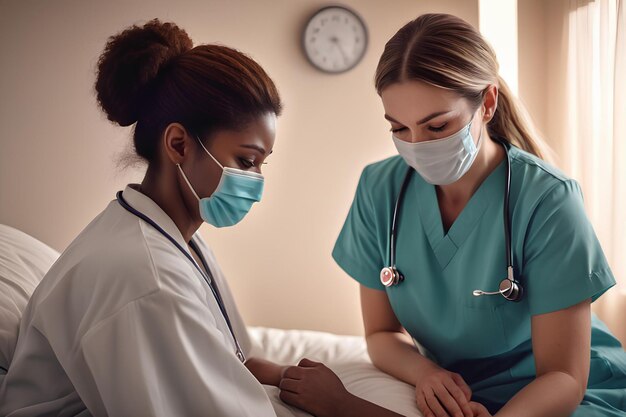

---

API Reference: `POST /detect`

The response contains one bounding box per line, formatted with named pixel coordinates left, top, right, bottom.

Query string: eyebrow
left=384, top=110, right=452, bottom=126
left=241, top=144, right=272, bottom=155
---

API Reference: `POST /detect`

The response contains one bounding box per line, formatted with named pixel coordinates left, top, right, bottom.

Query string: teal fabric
left=332, top=144, right=626, bottom=413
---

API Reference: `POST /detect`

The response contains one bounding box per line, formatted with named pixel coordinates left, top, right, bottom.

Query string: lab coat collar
left=121, top=184, right=189, bottom=250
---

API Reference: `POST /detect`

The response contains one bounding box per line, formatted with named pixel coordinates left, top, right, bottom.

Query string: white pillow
left=0, top=225, right=59, bottom=376
left=249, top=327, right=423, bottom=417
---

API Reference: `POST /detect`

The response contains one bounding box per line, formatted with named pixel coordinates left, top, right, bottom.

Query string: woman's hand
left=278, top=358, right=351, bottom=417
left=415, top=365, right=474, bottom=417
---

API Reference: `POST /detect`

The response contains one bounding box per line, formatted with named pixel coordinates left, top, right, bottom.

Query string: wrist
left=335, top=391, right=360, bottom=417
left=411, top=357, right=439, bottom=386
left=268, top=363, right=287, bottom=387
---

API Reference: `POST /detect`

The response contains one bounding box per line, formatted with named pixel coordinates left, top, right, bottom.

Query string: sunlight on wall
left=479, top=0, right=518, bottom=94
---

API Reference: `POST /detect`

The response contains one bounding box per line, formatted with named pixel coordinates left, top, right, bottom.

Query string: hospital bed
left=0, top=224, right=422, bottom=416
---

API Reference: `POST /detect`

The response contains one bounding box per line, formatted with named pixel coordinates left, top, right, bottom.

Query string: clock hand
left=330, top=38, right=350, bottom=64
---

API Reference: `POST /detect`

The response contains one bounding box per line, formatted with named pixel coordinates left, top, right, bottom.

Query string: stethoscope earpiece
left=499, top=278, right=523, bottom=302
left=473, top=277, right=522, bottom=302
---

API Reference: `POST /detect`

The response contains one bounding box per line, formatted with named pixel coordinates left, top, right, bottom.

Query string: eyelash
left=390, top=123, right=448, bottom=134
left=239, top=158, right=255, bottom=168
left=239, top=158, right=269, bottom=169
left=429, top=123, right=447, bottom=132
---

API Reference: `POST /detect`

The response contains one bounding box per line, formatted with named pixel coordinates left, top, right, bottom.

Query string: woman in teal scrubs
left=277, top=13, right=626, bottom=417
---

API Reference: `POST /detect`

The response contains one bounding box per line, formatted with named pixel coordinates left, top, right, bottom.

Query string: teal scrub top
left=333, top=144, right=626, bottom=413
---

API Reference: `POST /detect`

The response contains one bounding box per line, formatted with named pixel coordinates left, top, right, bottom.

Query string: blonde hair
left=375, top=13, right=551, bottom=160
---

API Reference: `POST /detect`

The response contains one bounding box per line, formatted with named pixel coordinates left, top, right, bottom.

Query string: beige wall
left=4, top=0, right=621, bottom=342
left=3, top=0, right=623, bottom=341
left=0, top=0, right=478, bottom=336
left=518, top=0, right=570, bottom=160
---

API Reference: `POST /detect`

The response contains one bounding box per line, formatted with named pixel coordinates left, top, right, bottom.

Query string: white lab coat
left=0, top=185, right=276, bottom=417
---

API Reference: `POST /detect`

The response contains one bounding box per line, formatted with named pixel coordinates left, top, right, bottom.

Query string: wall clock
left=302, top=6, right=368, bottom=73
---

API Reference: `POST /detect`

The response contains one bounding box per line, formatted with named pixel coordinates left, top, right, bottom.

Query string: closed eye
left=428, top=123, right=447, bottom=132
left=390, top=127, right=406, bottom=133
left=239, top=158, right=255, bottom=169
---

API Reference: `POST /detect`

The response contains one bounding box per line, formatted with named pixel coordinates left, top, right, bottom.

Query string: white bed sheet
left=249, top=327, right=423, bottom=417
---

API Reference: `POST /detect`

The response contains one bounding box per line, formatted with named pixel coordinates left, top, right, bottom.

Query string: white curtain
left=566, top=0, right=625, bottom=340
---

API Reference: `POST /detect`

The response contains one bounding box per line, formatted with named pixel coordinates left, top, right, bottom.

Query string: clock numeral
left=332, top=15, right=340, bottom=22
left=310, top=37, right=317, bottom=43
left=313, top=27, right=320, bottom=34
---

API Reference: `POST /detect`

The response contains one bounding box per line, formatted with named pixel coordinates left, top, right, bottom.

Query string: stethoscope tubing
left=116, top=191, right=246, bottom=362
left=386, top=139, right=521, bottom=300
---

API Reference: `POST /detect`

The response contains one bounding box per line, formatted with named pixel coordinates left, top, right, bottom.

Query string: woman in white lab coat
left=0, top=19, right=285, bottom=417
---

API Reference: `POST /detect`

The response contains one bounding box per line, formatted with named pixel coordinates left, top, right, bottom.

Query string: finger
left=452, top=373, right=472, bottom=401
left=298, top=358, right=320, bottom=367
left=415, top=390, right=429, bottom=415
left=279, top=389, right=300, bottom=407
left=442, top=378, right=473, bottom=417
left=282, top=365, right=304, bottom=380
left=433, top=382, right=464, bottom=417
left=469, top=402, right=489, bottom=416
left=423, top=386, right=449, bottom=417
left=279, top=378, right=301, bottom=393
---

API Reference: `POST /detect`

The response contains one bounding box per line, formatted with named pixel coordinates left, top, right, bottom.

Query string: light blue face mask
left=177, top=138, right=264, bottom=228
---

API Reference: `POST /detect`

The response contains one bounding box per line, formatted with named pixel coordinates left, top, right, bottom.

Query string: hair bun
left=95, top=19, right=193, bottom=126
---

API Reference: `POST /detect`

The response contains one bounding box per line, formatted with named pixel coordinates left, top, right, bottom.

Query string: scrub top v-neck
left=332, top=144, right=626, bottom=414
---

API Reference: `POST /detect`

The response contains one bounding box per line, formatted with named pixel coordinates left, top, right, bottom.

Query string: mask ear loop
left=176, top=163, right=201, bottom=201
left=196, top=136, right=224, bottom=170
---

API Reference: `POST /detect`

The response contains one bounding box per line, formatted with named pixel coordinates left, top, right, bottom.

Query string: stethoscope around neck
left=380, top=139, right=524, bottom=302
left=116, top=191, right=247, bottom=362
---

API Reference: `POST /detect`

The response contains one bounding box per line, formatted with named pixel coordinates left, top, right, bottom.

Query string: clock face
left=302, top=6, right=368, bottom=73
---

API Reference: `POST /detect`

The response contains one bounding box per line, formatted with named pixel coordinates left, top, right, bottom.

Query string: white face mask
left=392, top=117, right=483, bottom=185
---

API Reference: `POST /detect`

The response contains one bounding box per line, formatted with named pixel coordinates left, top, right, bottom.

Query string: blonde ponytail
left=489, top=76, right=552, bottom=161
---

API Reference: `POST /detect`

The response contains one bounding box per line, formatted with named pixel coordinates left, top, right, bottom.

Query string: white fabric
left=250, top=327, right=423, bottom=417
left=0, top=225, right=59, bottom=382
left=0, top=185, right=275, bottom=417
left=566, top=0, right=626, bottom=342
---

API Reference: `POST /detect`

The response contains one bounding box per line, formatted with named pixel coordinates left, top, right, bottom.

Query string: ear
left=482, top=84, right=498, bottom=123
left=162, top=123, right=193, bottom=165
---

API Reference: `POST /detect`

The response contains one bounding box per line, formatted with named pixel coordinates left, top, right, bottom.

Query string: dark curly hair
left=95, top=18, right=283, bottom=163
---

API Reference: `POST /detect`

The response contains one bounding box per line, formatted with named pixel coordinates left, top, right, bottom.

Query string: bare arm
left=361, top=285, right=437, bottom=384
left=245, top=357, right=287, bottom=387
left=361, top=285, right=473, bottom=417
left=495, top=299, right=591, bottom=417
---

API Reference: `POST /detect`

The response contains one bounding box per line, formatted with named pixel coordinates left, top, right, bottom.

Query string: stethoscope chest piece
left=380, top=266, right=404, bottom=287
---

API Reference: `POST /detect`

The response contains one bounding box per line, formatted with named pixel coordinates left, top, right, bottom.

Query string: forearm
left=496, top=371, right=584, bottom=417
left=245, top=357, right=285, bottom=387
left=335, top=392, right=405, bottom=417
left=366, top=330, right=437, bottom=385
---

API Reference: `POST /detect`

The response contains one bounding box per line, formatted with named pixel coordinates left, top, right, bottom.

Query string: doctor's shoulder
left=506, top=145, right=596, bottom=259
left=39, top=203, right=191, bottom=310
left=508, top=144, right=582, bottom=204
left=356, top=155, right=409, bottom=200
